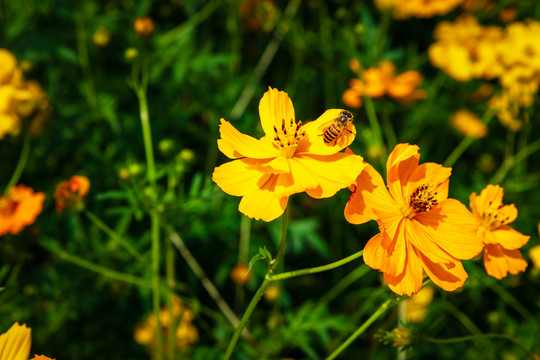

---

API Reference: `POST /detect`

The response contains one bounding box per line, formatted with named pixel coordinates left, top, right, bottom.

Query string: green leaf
left=247, top=246, right=273, bottom=274
left=247, top=254, right=265, bottom=274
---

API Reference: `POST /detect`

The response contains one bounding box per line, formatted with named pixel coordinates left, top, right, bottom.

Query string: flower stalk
left=4, top=132, right=31, bottom=194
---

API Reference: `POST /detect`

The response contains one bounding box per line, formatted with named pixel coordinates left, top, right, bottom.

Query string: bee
left=318, top=110, right=355, bottom=146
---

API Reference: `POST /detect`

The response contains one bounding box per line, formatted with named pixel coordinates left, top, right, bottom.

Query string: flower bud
left=230, top=264, right=251, bottom=286
left=93, top=26, right=111, bottom=47
left=134, top=17, right=155, bottom=37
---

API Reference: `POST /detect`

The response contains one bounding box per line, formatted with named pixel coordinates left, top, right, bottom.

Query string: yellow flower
left=212, top=87, right=365, bottom=221
left=375, top=0, right=464, bottom=19
left=451, top=109, right=487, bottom=139
left=345, top=144, right=483, bottom=296
left=343, top=61, right=425, bottom=108
left=0, top=323, right=54, bottom=360
left=530, top=245, right=540, bottom=270
left=404, top=286, right=434, bottom=323
left=470, top=185, right=529, bottom=279
left=489, top=91, right=525, bottom=132
left=92, top=26, right=111, bottom=47
left=0, top=185, right=45, bottom=236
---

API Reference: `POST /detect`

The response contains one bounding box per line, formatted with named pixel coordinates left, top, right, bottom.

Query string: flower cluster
left=429, top=16, right=540, bottom=131
left=0, top=185, right=45, bottom=237
left=343, top=61, right=426, bottom=108
left=0, top=49, right=50, bottom=140
left=0, top=322, right=54, bottom=360
left=135, top=295, right=199, bottom=352
left=375, top=0, right=464, bottom=19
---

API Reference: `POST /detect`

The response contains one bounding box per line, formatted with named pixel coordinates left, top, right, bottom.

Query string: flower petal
left=258, top=87, right=295, bottom=138
left=489, top=225, right=529, bottom=250
left=212, top=160, right=271, bottom=197
left=386, top=143, right=420, bottom=208
left=405, top=162, right=451, bottom=203
left=384, top=241, right=424, bottom=296
left=298, top=109, right=356, bottom=155
left=474, top=184, right=504, bottom=212
left=404, top=217, right=456, bottom=264
left=414, top=199, right=483, bottom=260
left=238, top=175, right=288, bottom=222
left=483, top=244, right=527, bottom=279
left=0, top=322, right=32, bottom=360
left=217, top=119, right=279, bottom=159
left=344, top=162, right=400, bottom=225
left=418, top=251, right=468, bottom=292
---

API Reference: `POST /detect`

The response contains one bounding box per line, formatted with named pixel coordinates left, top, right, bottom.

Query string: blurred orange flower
left=0, top=185, right=45, bottom=236
left=343, top=61, right=425, bottom=108
left=230, top=263, right=252, bottom=286
left=469, top=185, right=529, bottom=279
left=134, top=17, right=155, bottom=37
left=212, top=87, right=365, bottom=222
left=32, top=356, right=54, bottom=360
left=54, top=175, right=90, bottom=213
left=451, top=109, right=487, bottom=139
left=345, top=144, right=483, bottom=296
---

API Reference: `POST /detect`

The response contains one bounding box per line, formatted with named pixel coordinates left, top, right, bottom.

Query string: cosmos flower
left=0, top=322, right=54, bottom=360
left=54, top=175, right=90, bottom=213
left=469, top=185, right=529, bottom=279
left=213, top=87, right=365, bottom=221
left=345, top=143, right=483, bottom=296
left=450, top=109, right=487, bottom=139
left=0, top=185, right=45, bottom=236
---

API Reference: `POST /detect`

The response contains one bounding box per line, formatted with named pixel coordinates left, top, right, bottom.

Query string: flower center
left=272, top=118, right=306, bottom=159
left=481, top=201, right=510, bottom=230
left=403, top=184, right=438, bottom=219
left=0, top=197, right=17, bottom=216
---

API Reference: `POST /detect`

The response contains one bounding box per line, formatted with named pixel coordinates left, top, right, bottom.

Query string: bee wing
left=317, top=119, right=336, bottom=132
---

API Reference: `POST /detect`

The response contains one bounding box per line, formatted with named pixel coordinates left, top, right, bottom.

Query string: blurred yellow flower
left=375, top=0, right=464, bottom=18
left=92, top=26, right=111, bottom=47
left=489, top=91, right=524, bottom=132
left=470, top=185, right=529, bottom=279
left=343, top=61, right=425, bottom=108
left=530, top=245, right=540, bottom=269
left=212, top=87, right=365, bottom=222
left=451, top=109, right=487, bottom=139
left=135, top=296, right=199, bottom=353
left=405, top=286, right=435, bottom=323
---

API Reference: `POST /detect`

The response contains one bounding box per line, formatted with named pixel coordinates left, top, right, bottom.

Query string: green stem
left=490, top=137, right=540, bottom=184
left=326, top=298, right=397, bottom=360
left=4, top=132, right=31, bottom=194
left=444, top=109, right=495, bottom=167
left=224, top=209, right=290, bottom=359
left=75, top=9, right=97, bottom=107
left=151, top=213, right=162, bottom=360
left=84, top=210, right=148, bottom=266
left=363, top=96, right=386, bottom=167
left=166, top=238, right=176, bottom=360
left=380, top=104, right=397, bottom=149
left=41, top=241, right=150, bottom=288
left=421, top=334, right=535, bottom=359
left=269, top=250, right=363, bottom=282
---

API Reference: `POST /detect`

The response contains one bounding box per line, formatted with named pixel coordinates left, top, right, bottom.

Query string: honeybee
left=318, top=110, right=355, bottom=146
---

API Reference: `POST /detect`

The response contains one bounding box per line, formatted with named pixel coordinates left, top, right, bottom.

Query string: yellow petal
left=258, top=87, right=295, bottom=138
left=299, top=109, right=356, bottom=156
left=414, top=199, right=483, bottom=260
left=0, top=322, right=32, bottom=360
left=386, top=143, right=420, bottom=208
left=474, top=184, right=504, bottom=212
left=418, top=251, right=468, bottom=292
left=384, top=241, right=424, bottom=296
left=489, top=225, right=529, bottom=250
left=238, top=175, right=288, bottom=222
left=273, top=160, right=319, bottom=198
left=345, top=162, right=400, bottom=225
left=212, top=160, right=271, bottom=197
left=217, top=119, right=279, bottom=159
left=528, top=245, right=540, bottom=269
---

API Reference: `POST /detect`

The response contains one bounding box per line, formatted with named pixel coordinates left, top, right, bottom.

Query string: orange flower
left=33, top=356, right=55, bottom=360
left=0, top=185, right=45, bottom=236
left=230, top=263, right=252, bottom=286
left=469, top=185, right=529, bottom=279
left=343, top=61, right=425, bottom=108
left=451, top=109, right=488, bottom=139
left=54, top=175, right=90, bottom=213
left=345, top=144, right=483, bottom=296
left=212, top=87, right=365, bottom=221
left=133, top=17, right=155, bottom=37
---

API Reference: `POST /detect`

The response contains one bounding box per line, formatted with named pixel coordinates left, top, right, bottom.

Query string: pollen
left=408, top=184, right=438, bottom=216
left=272, top=118, right=306, bottom=158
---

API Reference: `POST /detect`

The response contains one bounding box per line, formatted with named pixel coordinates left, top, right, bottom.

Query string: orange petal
left=414, top=199, right=483, bottom=260
left=363, top=226, right=406, bottom=279
left=497, top=204, right=518, bottom=224
left=418, top=251, right=468, bottom=292
left=386, top=143, right=420, bottom=208
left=474, top=184, right=504, bottom=212
left=468, top=191, right=481, bottom=220
left=404, top=218, right=456, bottom=264
left=212, top=160, right=271, bottom=197
left=238, top=175, right=288, bottom=222
left=298, top=109, right=356, bottom=156
left=405, top=162, right=451, bottom=203
left=300, top=152, right=365, bottom=199
left=363, top=232, right=385, bottom=271
left=483, top=244, right=527, bottom=279
left=384, top=241, right=424, bottom=296
left=489, top=225, right=529, bottom=250
left=218, top=119, right=279, bottom=159
left=380, top=219, right=407, bottom=277
left=258, top=87, right=295, bottom=138
left=344, top=162, right=400, bottom=225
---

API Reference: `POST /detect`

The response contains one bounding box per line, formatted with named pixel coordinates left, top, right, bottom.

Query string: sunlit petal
left=238, top=175, right=288, bottom=221
left=258, top=87, right=295, bottom=138
left=384, top=242, right=424, bottom=296
left=418, top=252, right=468, bottom=292
left=489, top=225, right=529, bottom=250
left=386, top=143, right=420, bottom=208
left=217, top=119, right=279, bottom=159
left=212, top=160, right=272, bottom=197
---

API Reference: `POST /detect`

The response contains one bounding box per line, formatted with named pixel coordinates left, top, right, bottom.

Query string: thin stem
left=363, top=96, right=386, bottom=167
left=4, top=131, right=31, bottom=194
left=269, top=250, right=363, bottom=282
left=326, top=298, right=397, bottom=360
left=229, top=0, right=301, bottom=120
left=490, top=137, right=540, bottom=184
left=136, top=88, right=156, bottom=186
left=381, top=104, right=397, bottom=149
left=150, top=213, right=162, bottom=360
left=84, top=210, right=148, bottom=266
left=166, top=239, right=176, bottom=360
left=41, top=240, right=150, bottom=288
left=224, top=209, right=290, bottom=359
left=444, top=109, right=495, bottom=167
left=421, top=334, right=535, bottom=359
left=317, top=264, right=369, bottom=307
left=75, top=9, right=97, bottom=107
left=169, top=230, right=241, bottom=330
